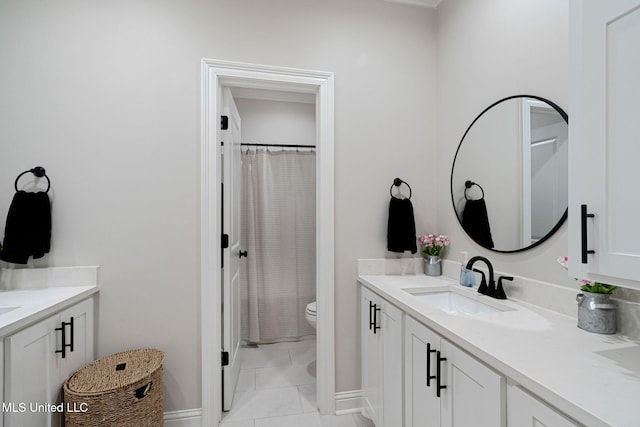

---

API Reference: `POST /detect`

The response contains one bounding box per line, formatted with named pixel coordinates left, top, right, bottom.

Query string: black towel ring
left=390, top=177, right=412, bottom=199
left=464, top=180, right=484, bottom=201
left=14, top=166, right=51, bottom=193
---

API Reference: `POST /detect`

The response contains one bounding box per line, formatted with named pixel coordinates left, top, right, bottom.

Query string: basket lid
left=65, top=348, right=164, bottom=394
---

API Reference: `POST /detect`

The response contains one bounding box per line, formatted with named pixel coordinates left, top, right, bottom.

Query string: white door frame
left=200, top=58, right=335, bottom=426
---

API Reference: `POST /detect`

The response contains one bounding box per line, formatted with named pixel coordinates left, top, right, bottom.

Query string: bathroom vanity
left=0, top=267, right=98, bottom=427
left=359, top=269, right=640, bottom=427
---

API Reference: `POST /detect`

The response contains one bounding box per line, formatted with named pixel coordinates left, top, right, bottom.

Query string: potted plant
left=557, top=256, right=617, bottom=334
left=418, top=234, right=450, bottom=276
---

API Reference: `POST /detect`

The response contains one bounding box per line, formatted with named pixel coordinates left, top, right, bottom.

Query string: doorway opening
left=200, top=59, right=335, bottom=427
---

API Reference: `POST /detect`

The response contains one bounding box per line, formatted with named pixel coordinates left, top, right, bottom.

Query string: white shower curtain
left=240, top=148, right=316, bottom=344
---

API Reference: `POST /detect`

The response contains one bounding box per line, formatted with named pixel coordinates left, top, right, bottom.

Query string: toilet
left=305, top=301, right=317, bottom=329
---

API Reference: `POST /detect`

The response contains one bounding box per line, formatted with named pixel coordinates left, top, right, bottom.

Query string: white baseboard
left=163, top=409, right=202, bottom=427
left=335, top=390, right=364, bottom=415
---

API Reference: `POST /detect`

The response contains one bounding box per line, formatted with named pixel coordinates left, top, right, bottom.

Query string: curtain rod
left=240, top=143, right=316, bottom=148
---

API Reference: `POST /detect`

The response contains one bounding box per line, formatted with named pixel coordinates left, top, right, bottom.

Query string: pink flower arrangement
left=418, top=234, right=451, bottom=257
left=556, top=256, right=617, bottom=294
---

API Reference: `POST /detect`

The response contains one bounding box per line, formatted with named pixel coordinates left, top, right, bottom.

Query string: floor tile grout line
left=229, top=341, right=319, bottom=425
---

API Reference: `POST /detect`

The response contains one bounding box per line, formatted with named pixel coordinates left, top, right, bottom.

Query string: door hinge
left=221, top=115, right=229, bottom=130
left=221, top=234, right=229, bottom=249
left=221, top=351, right=229, bottom=366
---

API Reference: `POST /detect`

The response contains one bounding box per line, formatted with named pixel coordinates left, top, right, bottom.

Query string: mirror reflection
left=450, top=95, right=568, bottom=252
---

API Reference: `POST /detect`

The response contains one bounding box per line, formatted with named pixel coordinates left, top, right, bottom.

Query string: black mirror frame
left=450, top=94, right=569, bottom=253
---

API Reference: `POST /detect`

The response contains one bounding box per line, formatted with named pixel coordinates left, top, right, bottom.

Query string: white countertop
left=0, top=286, right=98, bottom=337
left=0, top=266, right=99, bottom=337
left=358, top=274, right=640, bottom=427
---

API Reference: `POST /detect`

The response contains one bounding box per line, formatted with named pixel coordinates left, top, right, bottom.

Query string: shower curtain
left=240, top=147, right=316, bottom=344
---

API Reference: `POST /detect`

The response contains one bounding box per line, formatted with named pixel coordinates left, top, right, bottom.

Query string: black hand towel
left=462, top=198, right=494, bottom=249
left=387, top=197, right=417, bottom=254
left=1, top=191, right=51, bottom=264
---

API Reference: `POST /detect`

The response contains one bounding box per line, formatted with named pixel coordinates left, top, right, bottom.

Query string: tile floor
left=220, top=339, right=375, bottom=427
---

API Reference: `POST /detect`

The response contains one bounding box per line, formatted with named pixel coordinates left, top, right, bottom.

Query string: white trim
left=164, top=409, right=202, bottom=427
left=521, top=98, right=532, bottom=247
left=201, top=59, right=335, bottom=427
left=335, top=390, right=365, bottom=415
left=231, top=87, right=315, bottom=104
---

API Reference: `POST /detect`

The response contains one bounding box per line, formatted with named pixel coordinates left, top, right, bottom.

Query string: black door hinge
left=221, top=351, right=229, bottom=366
left=221, top=115, right=228, bottom=130
left=221, top=234, right=229, bottom=249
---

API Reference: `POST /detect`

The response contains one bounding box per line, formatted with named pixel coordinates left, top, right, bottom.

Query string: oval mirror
left=450, top=95, right=568, bottom=253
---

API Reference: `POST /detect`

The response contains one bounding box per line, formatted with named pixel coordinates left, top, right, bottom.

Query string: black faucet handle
left=473, top=268, right=489, bottom=295
left=495, top=276, right=513, bottom=300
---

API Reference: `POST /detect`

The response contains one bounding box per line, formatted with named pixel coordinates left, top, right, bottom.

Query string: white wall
left=234, top=98, right=315, bottom=147
left=0, top=0, right=437, bottom=411
left=435, top=0, right=576, bottom=287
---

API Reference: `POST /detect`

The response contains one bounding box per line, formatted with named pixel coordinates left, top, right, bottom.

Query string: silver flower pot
left=576, top=291, right=616, bottom=334
left=423, top=256, right=441, bottom=276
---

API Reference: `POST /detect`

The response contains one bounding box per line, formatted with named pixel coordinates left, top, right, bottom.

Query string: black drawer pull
left=68, top=316, right=75, bottom=353
left=55, top=323, right=66, bottom=359
left=372, top=304, right=381, bottom=334
left=55, top=317, right=74, bottom=359
left=426, top=342, right=437, bottom=387
left=581, top=204, right=595, bottom=263
left=436, top=351, right=447, bottom=398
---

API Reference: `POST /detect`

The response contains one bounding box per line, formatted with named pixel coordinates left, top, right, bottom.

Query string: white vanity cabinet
left=360, top=286, right=402, bottom=427
left=507, top=384, right=579, bottom=427
left=568, top=0, right=640, bottom=287
left=4, top=297, right=95, bottom=427
left=404, top=316, right=504, bottom=427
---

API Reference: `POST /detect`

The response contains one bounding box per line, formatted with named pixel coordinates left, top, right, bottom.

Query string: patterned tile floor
left=220, top=339, right=374, bottom=427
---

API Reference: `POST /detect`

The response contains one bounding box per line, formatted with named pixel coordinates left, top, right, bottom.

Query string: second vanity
left=359, top=263, right=640, bottom=427
left=0, top=266, right=99, bottom=427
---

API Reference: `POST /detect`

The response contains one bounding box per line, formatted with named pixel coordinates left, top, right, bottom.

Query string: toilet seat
left=305, top=302, right=317, bottom=315
left=305, top=302, right=317, bottom=329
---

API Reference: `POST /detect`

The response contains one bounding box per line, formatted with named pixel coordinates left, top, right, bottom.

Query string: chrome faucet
left=465, top=256, right=510, bottom=300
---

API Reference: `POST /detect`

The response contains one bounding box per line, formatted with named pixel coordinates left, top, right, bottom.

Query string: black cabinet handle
left=581, top=204, right=595, bottom=263
left=55, top=317, right=74, bottom=359
left=68, top=316, right=75, bottom=353
left=55, top=322, right=66, bottom=359
left=372, top=304, right=381, bottom=334
left=426, top=342, right=437, bottom=387
left=239, top=250, right=248, bottom=258
left=368, top=301, right=374, bottom=331
left=436, top=351, right=447, bottom=398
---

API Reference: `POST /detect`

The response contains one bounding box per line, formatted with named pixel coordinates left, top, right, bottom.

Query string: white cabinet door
left=5, top=315, right=60, bottom=427
left=569, top=0, right=640, bottom=287
left=361, top=287, right=382, bottom=425
left=404, top=316, right=441, bottom=427
left=404, top=316, right=504, bottom=427
left=57, top=298, right=94, bottom=382
left=440, top=340, right=504, bottom=427
left=507, top=385, right=579, bottom=427
left=361, top=287, right=403, bottom=427
left=380, top=299, right=402, bottom=427
left=4, top=297, right=95, bottom=427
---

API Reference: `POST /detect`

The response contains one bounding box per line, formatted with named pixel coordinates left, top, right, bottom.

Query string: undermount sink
left=0, top=306, right=19, bottom=316
left=404, top=288, right=512, bottom=315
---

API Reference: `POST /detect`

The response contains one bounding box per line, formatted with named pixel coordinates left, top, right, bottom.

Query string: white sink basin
left=0, top=307, right=19, bottom=316
left=404, top=288, right=511, bottom=315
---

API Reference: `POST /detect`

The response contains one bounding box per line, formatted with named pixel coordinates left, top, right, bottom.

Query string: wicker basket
left=63, top=348, right=165, bottom=427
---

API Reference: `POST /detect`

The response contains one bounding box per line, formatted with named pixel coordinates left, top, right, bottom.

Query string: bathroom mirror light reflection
left=450, top=95, right=568, bottom=253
